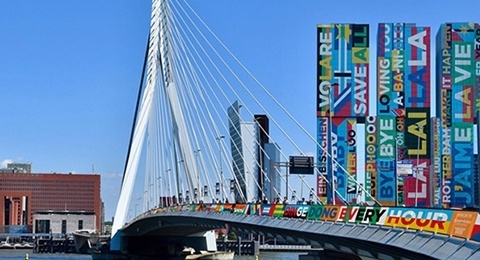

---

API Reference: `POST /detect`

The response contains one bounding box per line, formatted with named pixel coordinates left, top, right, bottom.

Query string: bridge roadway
left=116, top=204, right=480, bottom=259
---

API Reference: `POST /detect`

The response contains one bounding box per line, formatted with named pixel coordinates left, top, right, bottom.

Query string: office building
left=0, top=172, right=102, bottom=232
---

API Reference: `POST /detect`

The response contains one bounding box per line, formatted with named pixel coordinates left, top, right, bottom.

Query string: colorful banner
left=403, top=158, right=431, bottom=207
left=451, top=127, right=474, bottom=207
left=306, top=205, right=341, bottom=221
left=377, top=116, right=396, bottom=160
left=395, top=116, right=406, bottom=161
left=376, top=116, right=396, bottom=206
left=223, top=204, right=233, bottom=213
left=448, top=23, right=476, bottom=208
left=437, top=24, right=452, bottom=124
left=317, top=24, right=334, bottom=117
left=395, top=117, right=406, bottom=208
left=340, top=206, right=389, bottom=224
left=352, top=24, right=369, bottom=117
left=377, top=23, right=393, bottom=115
left=331, top=117, right=358, bottom=203
left=392, top=23, right=406, bottom=117
left=317, top=24, right=369, bottom=117
left=248, top=203, right=261, bottom=215
left=404, top=25, right=431, bottom=108
left=440, top=89, right=452, bottom=128
left=316, top=174, right=328, bottom=205
left=260, top=204, right=272, bottom=216
left=383, top=208, right=452, bottom=234
left=332, top=24, right=369, bottom=117
left=452, top=22, right=476, bottom=42
left=476, top=24, right=480, bottom=113
left=283, top=205, right=308, bottom=219
left=451, top=86, right=474, bottom=124
left=432, top=118, right=442, bottom=207
left=405, top=107, right=430, bottom=159
left=329, top=24, right=352, bottom=117
left=364, top=116, right=377, bottom=203
left=206, top=204, right=222, bottom=213
left=450, top=211, right=478, bottom=238
left=233, top=204, right=248, bottom=214
left=377, top=23, right=405, bottom=117
left=316, top=117, right=330, bottom=203
left=442, top=153, right=453, bottom=207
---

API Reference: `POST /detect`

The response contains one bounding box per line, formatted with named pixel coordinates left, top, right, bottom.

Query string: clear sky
left=1, top=0, right=478, bottom=220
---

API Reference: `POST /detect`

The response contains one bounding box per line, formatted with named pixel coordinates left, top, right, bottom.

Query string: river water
left=0, top=249, right=90, bottom=259
left=0, top=249, right=303, bottom=259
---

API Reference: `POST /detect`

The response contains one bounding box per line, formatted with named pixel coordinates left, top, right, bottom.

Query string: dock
left=33, top=235, right=75, bottom=254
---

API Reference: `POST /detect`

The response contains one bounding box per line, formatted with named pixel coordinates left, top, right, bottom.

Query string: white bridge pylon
left=112, top=0, right=200, bottom=237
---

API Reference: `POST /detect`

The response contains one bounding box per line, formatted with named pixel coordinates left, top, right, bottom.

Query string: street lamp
left=177, top=160, right=184, bottom=203
left=274, top=161, right=290, bottom=204
left=229, top=179, right=235, bottom=193
left=134, top=196, right=141, bottom=217
left=309, top=188, right=315, bottom=201
left=286, top=165, right=289, bottom=201
left=148, top=183, right=153, bottom=209
left=156, top=176, right=162, bottom=207
left=216, top=135, right=225, bottom=202
left=166, top=168, right=172, bottom=206
left=194, top=149, right=201, bottom=202
left=144, top=190, right=148, bottom=210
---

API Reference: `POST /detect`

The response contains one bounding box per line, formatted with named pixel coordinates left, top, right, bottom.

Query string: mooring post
left=49, top=230, right=53, bottom=253
left=237, top=236, right=241, bottom=255
left=223, top=235, right=227, bottom=252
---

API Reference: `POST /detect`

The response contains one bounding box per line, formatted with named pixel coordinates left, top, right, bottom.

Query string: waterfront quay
left=0, top=233, right=76, bottom=254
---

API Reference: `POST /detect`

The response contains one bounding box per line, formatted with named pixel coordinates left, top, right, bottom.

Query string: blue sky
left=1, top=0, right=478, bottom=220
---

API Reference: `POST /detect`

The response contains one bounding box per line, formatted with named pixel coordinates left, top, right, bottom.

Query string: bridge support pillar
left=109, top=229, right=217, bottom=257
left=110, top=232, right=122, bottom=251
left=237, top=236, right=242, bottom=255
left=185, top=230, right=217, bottom=252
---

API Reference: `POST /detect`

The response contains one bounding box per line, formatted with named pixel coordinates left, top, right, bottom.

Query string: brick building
left=0, top=172, right=102, bottom=232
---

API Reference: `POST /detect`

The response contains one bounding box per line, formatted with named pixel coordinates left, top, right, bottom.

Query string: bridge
left=107, top=0, right=480, bottom=259
left=117, top=203, right=480, bottom=259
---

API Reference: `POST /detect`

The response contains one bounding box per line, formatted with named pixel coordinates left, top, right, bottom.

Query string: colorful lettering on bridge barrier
left=340, top=206, right=388, bottom=224
left=261, top=204, right=272, bottom=216
left=249, top=204, right=261, bottom=215
left=205, top=204, right=222, bottom=212
left=222, top=204, right=234, bottom=213
left=272, top=204, right=285, bottom=217
left=306, top=205, right=387, bottom=224
left=306, top=205, right=341, bottom=221
left=179, top=204, right=480, bottom=242
left=383, top=208, right=451, bottom=234
left=233, top=204, right=248, bottom=214
left=282, top=205, right=308, bottom=219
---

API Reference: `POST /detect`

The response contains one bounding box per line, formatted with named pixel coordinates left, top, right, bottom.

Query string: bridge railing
left=135, top=203, right=480, bottom=242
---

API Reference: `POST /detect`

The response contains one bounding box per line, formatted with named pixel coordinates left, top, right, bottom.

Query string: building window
left=35, top=219, right=50, bottom=234
left=61, top=220, right=67, bottom=234
left=78, top=220, right=83, bottom=230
